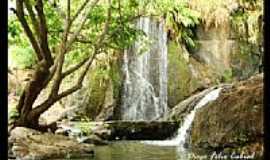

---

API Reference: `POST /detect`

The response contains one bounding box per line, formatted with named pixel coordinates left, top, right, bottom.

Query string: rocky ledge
left=106, top=121, right=180, bottom=140
left=9, top=127, right=94, bottom=160
left=56, top=121, right=180, bottom=141
left=191, top=74, right=263, bottom=157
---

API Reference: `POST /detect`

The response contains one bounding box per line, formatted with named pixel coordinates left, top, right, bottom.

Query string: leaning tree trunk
left=10, top=0, right=110, bottom=133
left=13, top=61, right=56, bottom=132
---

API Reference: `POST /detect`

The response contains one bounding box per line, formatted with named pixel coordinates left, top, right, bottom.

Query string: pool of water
left=52, top=141, right=263, bottom=160
left=59, top=141, right=195, bottom=160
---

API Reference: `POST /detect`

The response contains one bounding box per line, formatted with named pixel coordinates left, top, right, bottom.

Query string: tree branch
left=70, top=0, right=91, bottom=24
left=75, top=38, right=94, bottom=44
left=66, top=0, right=100, bottom=49
left=47, top=0, right=75, bottom=99
left=31, top=51, right=98, bottom=116
left=47, top=0, right=99, bottom=100
left=67, top=0, right=71, bottom=23
left=15, top=0, right=43, bottom=61
left=20, top=60, right=50, bottom=116
left=61, top=56, right=89, bottom=78
left=41, top=63, right=58, bottom=89
left=60, top=0, right=112, bottom=97
left=48, top=0, right=66, bottom=18
left=95, top=0, right=112, bottom=49
left=35, top=0, right=53, bottom=66
left=24, top=0, right=40, bottom=36
left=30, top=0, right=111, bottom=117
left=62, top=0, right=72, bottom=44
left=56, top=50, right=98, bottom=101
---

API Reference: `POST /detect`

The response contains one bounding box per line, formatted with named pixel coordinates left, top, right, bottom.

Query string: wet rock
left=9, top=127, right=94, bottom=160
left=106, top=121, right=180, bottom=140
left=87, top=122, right=110, bottom=138
left=56, top=121, right=112, bottom=143
left=79, top=135, right=108, bottom=145
left=55, top=128, right=69, bottom=136
left=167, top=41, right=210, bottom=108
left=165, top=86, right=225, bottom=123
left=57, top=121, right=179, bottom=140
left=191, top=74, right=263, bottom=156
left=83, top=54, right=123, bottom=121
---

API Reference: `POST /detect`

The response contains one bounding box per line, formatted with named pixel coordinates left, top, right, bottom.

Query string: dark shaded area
left=263, top=0, right=270, bottom=159
left=105, top=121, right=179, bottom=140
left=0, top=0, right=8, bottom=159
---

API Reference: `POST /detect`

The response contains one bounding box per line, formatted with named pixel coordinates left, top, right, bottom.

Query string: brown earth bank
left=190, top=74, right=263, bottom=157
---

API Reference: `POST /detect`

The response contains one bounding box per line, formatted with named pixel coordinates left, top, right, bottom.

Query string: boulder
left=79, top=135, right=108, bottom=145
left=56, top=121, right=111, bottom=142
left=91, top=123, right=111, bottom=140
left=106, top=121, right=180, bottom=140
left=9, top=127, right=94, bottom=160
left=191, top=74, right=263, bottom=157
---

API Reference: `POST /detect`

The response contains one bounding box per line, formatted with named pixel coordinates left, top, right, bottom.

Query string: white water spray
left=121, top=17, right=168, bottom=121
left=144, top=88, right=222, bottom=148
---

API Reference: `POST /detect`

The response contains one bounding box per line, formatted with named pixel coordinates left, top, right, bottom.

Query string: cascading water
left=121, top=17, right=168, bottom=121
left=144, top=88, right=222, bottom=149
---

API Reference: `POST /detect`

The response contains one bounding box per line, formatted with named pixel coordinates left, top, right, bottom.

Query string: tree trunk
left=13, top=61, right=57, bottom=132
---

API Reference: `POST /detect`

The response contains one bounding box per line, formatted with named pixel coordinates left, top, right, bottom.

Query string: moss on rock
left=167, top=41, right=219, bottom=108
left=84, top=52, right=123, bottom=120
left=168, top=41, right=194, bottom=107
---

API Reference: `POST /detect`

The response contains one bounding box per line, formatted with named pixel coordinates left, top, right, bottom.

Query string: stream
left=51, top=88, right=223, bottom=160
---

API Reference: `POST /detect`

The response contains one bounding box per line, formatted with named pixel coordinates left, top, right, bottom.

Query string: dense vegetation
left=8, top=0, right=262, bottom=131
left=8, top=0, right=202, bottom=131
left=8, top=0, right=263, bottom=159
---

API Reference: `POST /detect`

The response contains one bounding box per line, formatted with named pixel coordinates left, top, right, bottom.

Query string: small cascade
left=143, top=88, right=222, bottom=148
left=121, top=17, right=168, bottom=121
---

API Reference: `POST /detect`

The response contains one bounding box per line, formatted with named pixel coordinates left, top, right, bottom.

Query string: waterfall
left=143, top=88, right=222, bottom=148
left=121, top=17, right=168, bottom=121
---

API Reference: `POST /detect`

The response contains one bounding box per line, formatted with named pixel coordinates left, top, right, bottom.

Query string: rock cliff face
left=166, top=20, right=261, bottom=108
left=62, top=52, right=123, bottom=121
left=190, top=74, right=263, bottom=155
left=194, top=25, right=261, bottom=81
left=82, top=52, right=123, bottom=121
left=167, top=41, right=219, bottom=108
left=44, top=14, right=261, bottom=122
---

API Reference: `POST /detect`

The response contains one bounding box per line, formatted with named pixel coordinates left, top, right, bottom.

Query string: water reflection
left=51, top=141, right=263, bottom=160
left=93, top=141, right=190, bottom=160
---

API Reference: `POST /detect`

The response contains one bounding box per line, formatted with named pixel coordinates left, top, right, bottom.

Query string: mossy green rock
left=168, top=41, right=193, bottom=108
left=167, top=41, right=218, bottom=108
left=84, top=53, right=123, bottom=120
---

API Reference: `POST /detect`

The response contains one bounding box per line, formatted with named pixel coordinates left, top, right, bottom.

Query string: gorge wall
left=62, top=12, right=262, bottom=121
